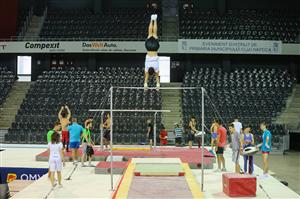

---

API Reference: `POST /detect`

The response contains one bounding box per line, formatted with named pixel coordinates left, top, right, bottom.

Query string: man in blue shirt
left=68, top=117, right=84, bottom=164
left=259, top=122, right=272, bottom=179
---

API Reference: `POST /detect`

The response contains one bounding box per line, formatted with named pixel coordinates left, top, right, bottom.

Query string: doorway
left=17, top=56, right=32, bottom=81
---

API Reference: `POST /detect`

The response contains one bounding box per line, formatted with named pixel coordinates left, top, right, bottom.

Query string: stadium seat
left=5, top=66, right=162, bottom=144
left=182, top=66, right=295, bottom=145
left=179, top=8, right=300, bottom=43
left=40, top=8, right=162, bottom=40
left=0, top=67, right=15, bottom=106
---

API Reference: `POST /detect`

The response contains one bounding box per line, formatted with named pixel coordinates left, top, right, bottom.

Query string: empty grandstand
left=182, top=66, right=296, bottom=146
left=40, top=8, right=162, bottom=40
left=0, top=67, right=15, bottom=106
left=0, top=0, right=300, bottom=197
left=179, top=9, right=300, bottom=42
left=5, top=66, right=162, bottom=144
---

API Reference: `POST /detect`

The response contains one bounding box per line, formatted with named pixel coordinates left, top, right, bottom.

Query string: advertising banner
left=0, top=41, right=146, bottom=53
left=0, top=40, right=285, bottom=54
left=178, top=39, right=282, bottom=54
left=0, top=41, right=178, bottom=53
left=0, top=167, right=48, bottom=183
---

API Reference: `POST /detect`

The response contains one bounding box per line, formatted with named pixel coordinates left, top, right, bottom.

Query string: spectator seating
left=0, top=67, right=15, bottom=106
left=179, top=9, right=300, bottom=43
left=5, top=66, right=161, bottom=144
left=40, top=8, right=162, bottom=40
left=182, top=66, right=296, bottom=146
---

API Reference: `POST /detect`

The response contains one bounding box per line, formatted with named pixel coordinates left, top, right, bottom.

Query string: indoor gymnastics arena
left=0, top=0, right=300, bottom=198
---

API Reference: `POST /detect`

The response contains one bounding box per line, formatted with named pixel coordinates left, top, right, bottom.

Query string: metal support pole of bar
left=201, top=87, right=205, bottom=192
left=153, top=112, right=157, bottom=149
left=100, top=111, right=104, bottom=151
left=110, top=87, right=114, bottom=190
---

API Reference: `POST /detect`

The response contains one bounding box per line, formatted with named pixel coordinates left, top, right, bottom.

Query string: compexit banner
left=0, top=41, right=145, bottom=53
left=178, top=39, right=282, bottom=55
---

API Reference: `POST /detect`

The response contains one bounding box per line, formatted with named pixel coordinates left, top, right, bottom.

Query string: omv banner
left=0, top=167, right=48, bottom=183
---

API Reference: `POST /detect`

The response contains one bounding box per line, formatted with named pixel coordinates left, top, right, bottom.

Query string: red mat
left=96, top=161, right=128, bottom=168
left=95, top=161, right=129, bottom=174
left=36, top=147, right=213, bottom=165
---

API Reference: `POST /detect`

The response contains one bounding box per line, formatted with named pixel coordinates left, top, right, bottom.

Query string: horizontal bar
left=89, top=109, right=171, bottom=113
left=112, top=87, right=202, bottom=90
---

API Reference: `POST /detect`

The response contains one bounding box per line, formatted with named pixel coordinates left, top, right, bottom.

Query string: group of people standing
left=46, top=106, right=111, bottom=189
left=157, top=116, right=203, bottom=149
left=156, top=116, right=272, bottom=179
left=46, top=105, right=272, bottom=189
left=210, top=118, right=272, bottom=179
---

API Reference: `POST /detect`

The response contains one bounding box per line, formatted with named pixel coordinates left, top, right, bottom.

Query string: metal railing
left=1, top=35, right=178, bottom=42
left=37, top=7, right=48, bottom=38
left=18, top=7, right=34, bottom=39
left=1, top=36, right=299, bottom=43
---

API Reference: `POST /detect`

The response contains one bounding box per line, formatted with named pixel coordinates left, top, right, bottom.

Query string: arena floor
left=1, top=145, right=299, bottom=199
left=253, top=151, right=300, bottom=195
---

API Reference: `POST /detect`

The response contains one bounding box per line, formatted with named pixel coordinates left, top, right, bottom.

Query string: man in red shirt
left=215, top=119, right=227, bottom=172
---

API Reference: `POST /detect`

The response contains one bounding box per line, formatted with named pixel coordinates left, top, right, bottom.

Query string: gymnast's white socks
left=151, top=14, right=158, bottom=21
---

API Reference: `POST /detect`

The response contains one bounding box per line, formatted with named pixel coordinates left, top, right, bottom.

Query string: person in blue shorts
left=68, top=117, right=84, bottom=165
left=259, top=122, right=272, bottom=179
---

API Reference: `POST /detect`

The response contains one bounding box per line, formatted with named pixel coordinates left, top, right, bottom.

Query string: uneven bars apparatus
left=89, top=86, right=205, bottom=191
left=89, top=109, right=171, bottom=151
left=89, top=108, right=171, bottom=190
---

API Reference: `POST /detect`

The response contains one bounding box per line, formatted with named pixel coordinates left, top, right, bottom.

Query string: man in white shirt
left=232, top=118, right=243, bottom=134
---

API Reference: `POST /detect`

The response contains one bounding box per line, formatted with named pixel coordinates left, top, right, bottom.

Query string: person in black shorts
left=146, top=119, right=154, bottom=150
left=102, top=113, right=111, bottom=150
left=188, top=116, right=198, bottom=149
